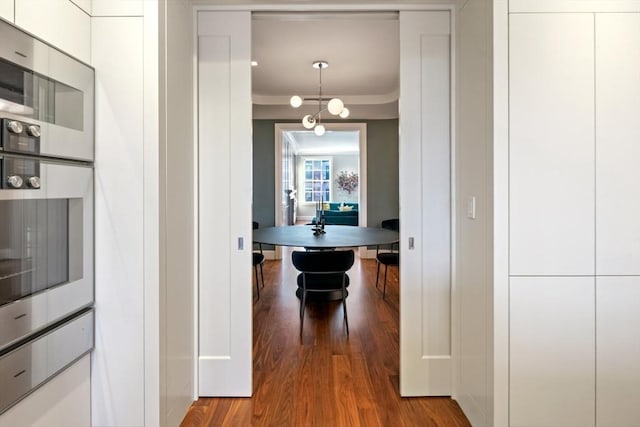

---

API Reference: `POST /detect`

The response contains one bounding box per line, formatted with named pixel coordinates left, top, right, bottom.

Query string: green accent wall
left=252, top=119, right=399, bottom=228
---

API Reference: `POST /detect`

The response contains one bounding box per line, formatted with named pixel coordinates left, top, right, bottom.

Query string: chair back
left=379, top=218, right=399, bottom=253
left=381, top=218, right=399, bottom=231
left=252, top=221, right=262, bottom=253
left=291, top=250, right=355, bottom=274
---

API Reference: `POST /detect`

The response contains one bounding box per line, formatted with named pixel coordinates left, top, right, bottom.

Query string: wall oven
left=0, top=20, right=94, bottom=416
left=0, top=20, right=93, bottom=161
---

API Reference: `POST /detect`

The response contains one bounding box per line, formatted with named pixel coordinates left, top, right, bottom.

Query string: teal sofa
left=312, top=203, right=359, bottom=226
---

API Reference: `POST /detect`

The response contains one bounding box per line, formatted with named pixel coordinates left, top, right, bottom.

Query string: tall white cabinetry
left=509, top=10, right=640, bottom=427
left=0, top=0, right=12, bottom=21
left=594, top=13, right=640, bottom=427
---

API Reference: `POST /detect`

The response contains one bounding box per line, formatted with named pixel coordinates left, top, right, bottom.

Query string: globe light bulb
left=290, top=95, right=303, bottom=108
left=339, top=107, right=350, bottom=119
left=302, top=114, right=315, bottom=129
left=327, top=98, right=344, bottom=115
left=314, top=124, right=326, bottom=136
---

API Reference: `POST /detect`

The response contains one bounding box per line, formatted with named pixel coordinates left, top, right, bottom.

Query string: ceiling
left=251, top=12, right=400, bottom=120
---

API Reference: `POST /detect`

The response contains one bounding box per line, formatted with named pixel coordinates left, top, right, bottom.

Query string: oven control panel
left=1, top=118, right=41, bottom=189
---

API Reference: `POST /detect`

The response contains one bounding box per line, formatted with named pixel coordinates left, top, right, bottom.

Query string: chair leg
left=259, top=263, right=265, bottom=288
left=383, top=265, right=388, bottom=298
left=342, top=289, right=349, bottom=336
left=300, top=289, right=307, bottom=339
left=254, top=266, right=260, bottom=300
left=375, top=261, right=381, bottom=289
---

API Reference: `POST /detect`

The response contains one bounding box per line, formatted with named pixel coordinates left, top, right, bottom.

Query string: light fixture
left=289, top=60, right=350, bottom=135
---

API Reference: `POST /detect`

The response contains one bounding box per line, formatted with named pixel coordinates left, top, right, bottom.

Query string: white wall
left=0, top=0, right=13, bottom=21
left=453, top=0, right=493, bottom=426
left=92, top=13, right=145, bottom=427
left=332, top=154, right=359, bottom=204
left=158, top=0, right=195, bottom=425
left=15, top=0, right=91, bottom=63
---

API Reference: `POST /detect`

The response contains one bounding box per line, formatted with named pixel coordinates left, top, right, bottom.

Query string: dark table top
left=252, top=225, right=399, bottom=248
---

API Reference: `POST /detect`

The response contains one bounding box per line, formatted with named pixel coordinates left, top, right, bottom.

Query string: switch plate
left=466, top=196, right=476, bottom=220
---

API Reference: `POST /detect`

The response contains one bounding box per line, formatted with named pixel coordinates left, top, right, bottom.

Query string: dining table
left=252, top=225, right=399, bottom=300
left=252, top=224, right=399, bottom=250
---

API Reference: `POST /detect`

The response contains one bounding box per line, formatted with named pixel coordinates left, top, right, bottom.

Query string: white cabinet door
left=596, top=276, right=640, bottom=426
left=15, top=0, right=90, bottom=63
left=509, top=13, right=595, bottom=276
left=595, top=13, right=640, bottom=275
left=510, top=277, right=595, bottom=427
left=0, top=0, right=13, bottom=22
left=0, top=355, right=90, bottom=427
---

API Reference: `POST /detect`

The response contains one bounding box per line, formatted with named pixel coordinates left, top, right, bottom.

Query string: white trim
left=191, top=5, right=201, bottom=401
left=143, top=3, right=160, bottom=425
left=193, top=3, right=457, bottom=12
left=509, top=0, right=640, bottom=13
left=449, top=4, right=457, bottom=402
left=493, top=0, right=510, bottom=425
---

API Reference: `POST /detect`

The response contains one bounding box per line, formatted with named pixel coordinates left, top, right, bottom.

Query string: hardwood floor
left=181, top=248, right=471, bottom=426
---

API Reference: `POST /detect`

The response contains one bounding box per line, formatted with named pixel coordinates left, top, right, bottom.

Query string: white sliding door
left=399, top=11, right=452, bottom=396
left=197, top=11, right=253, bottom=396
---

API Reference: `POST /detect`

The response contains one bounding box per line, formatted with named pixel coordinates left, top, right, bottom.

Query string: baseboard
left=262, top=250, right=277, bottom=260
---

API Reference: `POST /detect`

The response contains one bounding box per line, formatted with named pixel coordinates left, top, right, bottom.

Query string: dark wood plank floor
left=181, top=248, right=471, bottom=426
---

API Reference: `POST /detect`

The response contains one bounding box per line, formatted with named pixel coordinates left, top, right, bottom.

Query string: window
left=303, top=158, right=331, bottom=202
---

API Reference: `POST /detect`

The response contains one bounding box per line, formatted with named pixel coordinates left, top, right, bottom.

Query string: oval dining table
left=252, top=225, right=399, bottom=300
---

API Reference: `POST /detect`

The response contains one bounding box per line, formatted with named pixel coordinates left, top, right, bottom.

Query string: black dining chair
left=376, top=218, right=399, bottom=298
left=252, top=221, right=265, bottom=300
left=291, top=249, right=355, bottom=337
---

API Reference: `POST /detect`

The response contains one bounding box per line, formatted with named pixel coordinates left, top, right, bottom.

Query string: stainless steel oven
left=0, top=142, right=93, bottom=352
left=0, top=20, right=94, bottom=161
left=0, top=20, right=94, bottom=415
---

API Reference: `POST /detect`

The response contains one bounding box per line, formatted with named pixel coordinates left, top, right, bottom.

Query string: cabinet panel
left=92, top=0, right=143, bottom=16
left=509, top=14, right=595, bottom=275
left=510, top=277, right=595, bottom=427
left=595, top=14, right=640, bottom=275
left=596, top=277, right=640, bottom=426
left=0, top=355, right=90, bottom=427
left=15, top=0, right=90, bottom=63
left=0, top=0, right=13, bottom=22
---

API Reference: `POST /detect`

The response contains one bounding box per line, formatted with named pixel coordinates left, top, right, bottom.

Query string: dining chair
left=376, top=218, right=399, bottom=298
left=291, top=249, right=355, bottom=337
left=252, top=221, right=265, bottom=300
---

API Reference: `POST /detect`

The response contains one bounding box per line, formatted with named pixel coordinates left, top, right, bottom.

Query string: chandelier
left=289, top=60, right=350, bottom=136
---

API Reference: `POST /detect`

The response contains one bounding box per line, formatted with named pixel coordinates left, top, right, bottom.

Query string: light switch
left=466, top=196, right=476, bottom=220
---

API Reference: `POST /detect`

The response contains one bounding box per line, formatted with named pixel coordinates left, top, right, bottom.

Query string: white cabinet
left=509, top=13, right=595, bottom=276
left=0, top=0, right=13, bottom=22
left=595, top=13, right=640, bottom=275
left=91, top=17, right=145, bottom=427
left=510, top=277, right=595, bottom=427
left=92, top=0, right=142, bottom=16
left=596, top=277, right=640, bottom=426
left=15, top=0, right=90, bottom=63
left=0, top=355, right=90, bottom=427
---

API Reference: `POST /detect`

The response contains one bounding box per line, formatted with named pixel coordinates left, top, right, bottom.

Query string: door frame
left=194, top=2, right=456, bottom=399
left=273, top=122, right=368, bottom=259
